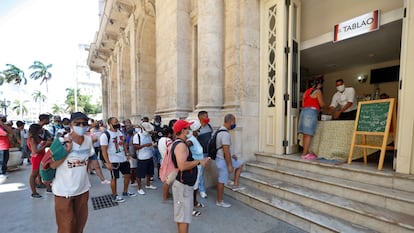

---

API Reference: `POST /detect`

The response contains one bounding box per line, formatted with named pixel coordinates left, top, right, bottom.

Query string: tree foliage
left=11, top=99, right=29, bottom=115
left=29, top=61, right=53, bottom=92
left=65, top=88, right=101, bottom=114
left=0, top=64, right=27, bottom=85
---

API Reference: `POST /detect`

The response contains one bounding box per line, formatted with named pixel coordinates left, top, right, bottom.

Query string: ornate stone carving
left=144, top=0, right=155, bottom=16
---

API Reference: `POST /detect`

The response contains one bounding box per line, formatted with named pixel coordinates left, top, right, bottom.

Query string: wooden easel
left=347, top=98, right=396, bottom=171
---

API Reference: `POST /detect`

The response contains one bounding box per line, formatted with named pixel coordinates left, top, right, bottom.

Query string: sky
left=0, top=0, right=100, bottom=108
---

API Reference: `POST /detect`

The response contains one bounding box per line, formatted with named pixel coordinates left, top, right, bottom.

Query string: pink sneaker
left=302, top=153, right=317, bottom=160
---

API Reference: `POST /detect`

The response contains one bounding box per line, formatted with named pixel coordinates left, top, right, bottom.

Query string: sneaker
left=122, top=191, right=137, bottom=197
left=231, top=185, right=246, bottom=191
left=137, top=189, right=145, bottom=195
left=101, top=180, right=110, bottom=185
left=302, top=153, right=317, bottom=160
left=200, top=192, right=207, bottom=199
left=216, top=201, right=232, bottom=208
left=46, top=189, right=53, bottom=194
left=227, top=180, right=235, bottom=186
left=145, top=185, right=157, bottom=190
left=112, top=195, right=125, bottom=203
left=0, top=174, right=7, bottom=184
left=31, top=193, right=42, bottom=199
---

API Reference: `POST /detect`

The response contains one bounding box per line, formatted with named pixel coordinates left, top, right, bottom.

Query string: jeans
left=198, top=153, right=208, bottom=193
left=0, top=149, right=9, bottom=175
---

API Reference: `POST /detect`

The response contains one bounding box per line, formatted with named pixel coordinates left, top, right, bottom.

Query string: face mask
left=73, top=126, right=88, bottom=135
left=336, top=84, right=345, bottom=92
left=154, top=122, right=160, bottom=126
left=186, top=130, right=193, bottom=138
left=1, top=118, right=6, bottom=123
left=202, top=118, right=210, bottom=124
left=230, top=124, right=237, bottom=130
left=113, top=124, right=121, bottom=129
left=63, top=125, right=70, bottom=129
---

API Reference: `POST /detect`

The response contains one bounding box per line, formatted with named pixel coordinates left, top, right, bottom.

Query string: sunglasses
left=73, top=122, right=89, bottom=127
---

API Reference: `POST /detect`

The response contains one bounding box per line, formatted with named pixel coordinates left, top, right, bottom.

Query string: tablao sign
left=334, top=10, right=380, bottom=43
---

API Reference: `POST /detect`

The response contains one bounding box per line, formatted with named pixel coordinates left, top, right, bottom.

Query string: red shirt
left=0, top=126, right=10, bottom=150
left=303, top=88, right=321, bottom=111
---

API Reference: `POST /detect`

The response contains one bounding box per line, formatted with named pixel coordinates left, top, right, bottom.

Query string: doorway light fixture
left=357, top=74, right=367, bottom=83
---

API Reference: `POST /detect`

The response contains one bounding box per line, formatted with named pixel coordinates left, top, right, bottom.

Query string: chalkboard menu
left=348, top=98, right=396, bottom=171
left=356, top=101, right=390, bottom=132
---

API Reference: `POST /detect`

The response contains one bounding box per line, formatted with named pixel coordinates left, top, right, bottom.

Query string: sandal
left=192, top=210, right=201, bottom=217
left=194, top=202, right=205, bottom=208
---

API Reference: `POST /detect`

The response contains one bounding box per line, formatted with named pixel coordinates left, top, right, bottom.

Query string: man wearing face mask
left=196, top=111, right=212, bottom=199
left=215, top=114, right=244, bottom=208
left=133, top=122, right=157, bottom=195
left=100, top=117, right=136, bottom=203
left=329, top=79, right=358, bottom=120
left=50, top=112, right=93, bottom=233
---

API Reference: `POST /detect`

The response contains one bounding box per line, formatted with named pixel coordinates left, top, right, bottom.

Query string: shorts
left=109, top=161, right=130, bottom=179
left=172, top=180, right=194, bottom=224
left=298, top=108, right=318, bottom=136
left=129, top=158, right=138, bottom=168
left=31, top=154, right=43, bottom=171
left=216, top=157, right=243, bottom=184
left=136, top=158, right=154, bottom=178
left=152, top=147, right=161, bottom=163
left=88, top=154, right=98, bottom=160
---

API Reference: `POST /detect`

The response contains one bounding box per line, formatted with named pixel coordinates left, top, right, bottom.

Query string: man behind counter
left=328, top=79, right=357, bottom=120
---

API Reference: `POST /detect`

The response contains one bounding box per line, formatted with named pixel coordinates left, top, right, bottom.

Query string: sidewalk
left=0, top=162, right=305, bottom=233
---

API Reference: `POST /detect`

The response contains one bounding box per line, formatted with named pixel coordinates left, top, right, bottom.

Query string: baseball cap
left=173, top=119, right=194, bottom=133
left=141, top=122, right=154, bottom=132
left=189, top=120, right=201, bottom=131
left=70, top=112, right=89, bottom=121
left=16, top=121, right=25, bottom=127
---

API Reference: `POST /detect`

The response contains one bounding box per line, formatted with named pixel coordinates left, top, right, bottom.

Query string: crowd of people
left=0, top=111, right=244, bottom=233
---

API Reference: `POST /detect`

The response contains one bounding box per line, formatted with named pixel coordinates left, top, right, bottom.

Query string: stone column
left=196, top=0, right=224, bottom=110
left=156, top=0, right=193, bottom=118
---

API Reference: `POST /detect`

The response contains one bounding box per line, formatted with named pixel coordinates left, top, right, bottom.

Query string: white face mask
left=336, top=84, right=345, bottom=92
left=73, top=126, right=88, bottom=136
left=186, top=130, right=193, bottom=138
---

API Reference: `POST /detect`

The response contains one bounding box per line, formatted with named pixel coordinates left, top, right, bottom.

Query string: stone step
left=255, top=153, right=414, bottom=193
left=224, top=184, right=376, bottom=233
left=245, top=160, right=414, bottom=216
left=238, top=171, right=414, bottom=233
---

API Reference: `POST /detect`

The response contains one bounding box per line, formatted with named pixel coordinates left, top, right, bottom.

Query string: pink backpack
left=159, top=139, right=178, bottom=185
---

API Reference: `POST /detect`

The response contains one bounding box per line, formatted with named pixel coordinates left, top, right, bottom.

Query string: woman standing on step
left=298, top=79, right=326, bottom=160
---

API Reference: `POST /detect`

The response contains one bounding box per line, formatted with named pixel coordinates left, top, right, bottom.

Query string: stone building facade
left=88, top=0, right=414, bottom=175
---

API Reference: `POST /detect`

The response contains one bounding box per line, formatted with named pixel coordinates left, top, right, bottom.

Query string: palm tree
left=12, top=99, right=29, bottom=116
left=32, top=90, right=47, bottom=113
left=29, top=61, right=53, bottom=92
left=52, top=103, right=66, bottom=115
left=1, top=64, right=28, bottom=119
left=0, top=64, right=27, bottom=85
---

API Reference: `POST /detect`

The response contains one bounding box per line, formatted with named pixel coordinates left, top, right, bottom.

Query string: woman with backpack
left=28, top=124, right=52, bottom=198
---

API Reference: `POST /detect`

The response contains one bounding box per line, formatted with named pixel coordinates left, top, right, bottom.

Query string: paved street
left=0, top=161, right=305, bottom=233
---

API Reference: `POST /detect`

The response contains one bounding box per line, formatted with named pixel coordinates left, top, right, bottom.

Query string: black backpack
left=207, top=129, right=227, bottom=160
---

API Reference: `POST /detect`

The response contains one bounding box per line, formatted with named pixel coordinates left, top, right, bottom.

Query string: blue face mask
left=230, top=124, right=237, bottom=130
left=73, top=126, right=88, bottom=136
